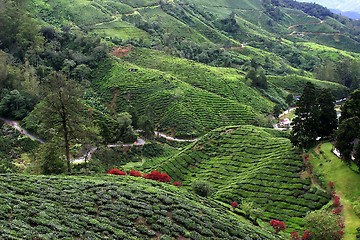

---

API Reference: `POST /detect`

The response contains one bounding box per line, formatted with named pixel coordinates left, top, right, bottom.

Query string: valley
left=0, top=0, right=360, bottom=239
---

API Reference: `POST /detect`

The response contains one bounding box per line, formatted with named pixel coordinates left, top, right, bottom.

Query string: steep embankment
left=0, top=174, right=279, bottom=240
left=156, top=125, right=330, bottom=230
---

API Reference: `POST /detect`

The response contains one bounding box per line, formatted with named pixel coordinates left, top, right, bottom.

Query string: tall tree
left=291, top=82, right=319, bottom=149
left=317, top=89, right=337, bottom=137
left=37, top=72, right=94, bottom=173
left=335, top=89, right=360, bottom=168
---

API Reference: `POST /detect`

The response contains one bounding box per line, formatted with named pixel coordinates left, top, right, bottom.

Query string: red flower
left=290, top=231, right=300, bottom=240
left=301, top=230, right=311, bottom=240
left=333, top=195, right=341, bottom=207
left=129, top=169, right=142, bottom=177
left=305, top=155, right=310, bottom=161
left=329, top=181, right=335, bottom=189
left=269, top=219, right=286, bottom=234
left=173, top=181, right=182, bottom=186
left=143, top=170, right=171, bottom=182
left=332, top=206, right=343, bottom=215
left=231, top=201, right=239, bottom=208
left=107, top=168, right=126, bottom=175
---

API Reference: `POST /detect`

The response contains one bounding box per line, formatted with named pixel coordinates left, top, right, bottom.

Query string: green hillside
left=94, top=59, right=259, bottom=137
left=0, top=174, right=279, bottom=240
left=156, top=125, right=330, bottom=230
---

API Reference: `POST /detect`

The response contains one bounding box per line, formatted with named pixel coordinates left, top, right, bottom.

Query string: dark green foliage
left=0, top=90, right=37, bottom=119
left=286, top=94, right=294, bottom=107
left=291, top=82, right=319, bottom=149
left=0, top=174, right=280, bottom=240
left=273, top=104, right=282, bottom=117
left=317, top=89, right=337, bottom=137
left=0, top=0, right=43, bottom=60
left=335, top=89, right=360, bottom=168
left=36, top=139, right=66, bottom=175
left=273, top=0, right=333, bottom=20
left=192, top=181, right=214, bottom=197
left=138, top=115, right=155, bottom=139
left=218, top=13, right=240, bottom=34
left=246, top=67, right=268, bottom=89
left=116, top=112, right=137, bottom=143
left=142, top=142, right=164, bottom=158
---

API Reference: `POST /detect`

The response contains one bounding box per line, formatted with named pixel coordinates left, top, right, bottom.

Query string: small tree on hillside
left=246, top=66, right=268, bottom=89
left=291, top=82, right=319, bottom=149
left=36, top=72, right=97, bottom=173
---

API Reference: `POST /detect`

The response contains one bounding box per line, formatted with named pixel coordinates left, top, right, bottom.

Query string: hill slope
left=0, top=174, right=279, bottom=240
left=156, top=125, right=330, bottom=230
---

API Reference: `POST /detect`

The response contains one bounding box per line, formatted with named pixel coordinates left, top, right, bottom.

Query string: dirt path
left=0, top=117, right=45, bottom=143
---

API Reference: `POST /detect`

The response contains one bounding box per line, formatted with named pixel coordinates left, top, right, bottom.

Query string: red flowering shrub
left=129, top=169, right=142, bottom=177
left=338, top=218, right=345, bottom=228
left=143, top=170, right=171, bottom=182
left=269, top=219, right=286, bottom=234
left=231, top=201, right=239, bottom=208
left=305, top=155, right=310, bottom=161
left=329, top=181, right=335, bottom=189
left=301, top=230, right=311, bottom=240
left=107, top=168, right=126, bottom=175
left=332, top=207, right=343, bottom=215
left=173, top=181, right=182, bottom=187
left=290, top=231, right=300, bottom=240
left=337, top=229, right=344, bottom=237
left=333, top=195, right=341, bottom=207
left=331, top=190, right=337, bottom=197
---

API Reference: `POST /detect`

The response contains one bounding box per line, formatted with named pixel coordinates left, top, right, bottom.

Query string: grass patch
left=310, top=142, right=360, bottom=240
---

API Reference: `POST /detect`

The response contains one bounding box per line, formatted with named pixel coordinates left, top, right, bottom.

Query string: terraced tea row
left=156, top=126, right=330, bottom=230
left=0, top=174, right=279, bottom=240
left=94, top=60, right=258, bottom=137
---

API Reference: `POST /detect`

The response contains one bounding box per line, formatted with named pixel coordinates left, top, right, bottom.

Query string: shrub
left=269, top=220, right=286, bottom=234
left=107, top=168, right=126, bottom=175
left=143, top=170, right=171, bottom=182
left=332, top=207, right=342, bottom=215
left=173, top=181, right=182, bottom=187
left=129, top=169, right=142, bottom=177
left=290, top=231, right=300, bottom=240
left=329, top=181, right=335, bottom=190
left=353, top=201, right=360, bottom=217
left=301, top=230, right=311, bottom=240
left=231, top=201, right=239, bottom=208
left=333, top=195, right=341, bottom=207
left=192, top=181, right=213, bottom=197
left=304, top=210, right=343, bottom=240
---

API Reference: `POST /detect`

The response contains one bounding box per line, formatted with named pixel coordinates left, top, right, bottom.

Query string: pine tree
left=317, top=89, right=337, bottom=137
left=335, top=89, right=360, bottom=167
left=290, top=82, right=319, bottom=149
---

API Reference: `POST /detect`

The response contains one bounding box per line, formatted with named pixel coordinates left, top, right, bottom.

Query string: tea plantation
left=0, top=174, right=280, bottom=240
left=156, top=125, right=330, bottom=230
left=94, top=60, right=258, bottom=137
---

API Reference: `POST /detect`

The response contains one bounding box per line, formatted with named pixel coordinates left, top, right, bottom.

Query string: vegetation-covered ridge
left=157, top=125, right=330, bottom=230
left=0, top=174, right=279, bottom=240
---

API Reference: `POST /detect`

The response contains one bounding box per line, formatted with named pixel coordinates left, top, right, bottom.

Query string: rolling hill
left=156, top=125, right=330, bottom=230
left=0, top=174, right=279, bottom=240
